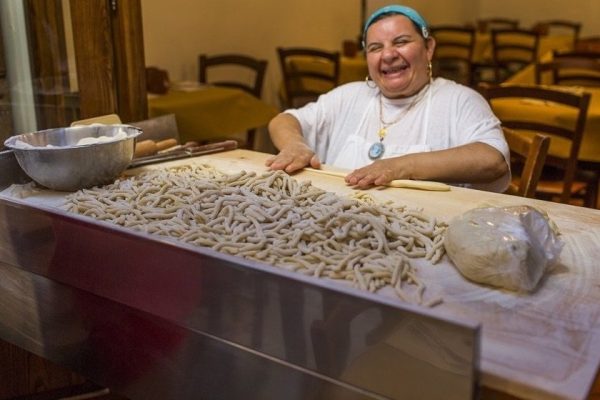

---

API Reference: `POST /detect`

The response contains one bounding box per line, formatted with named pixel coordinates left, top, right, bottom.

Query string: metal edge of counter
left=0, top=161, right=481, bottom=400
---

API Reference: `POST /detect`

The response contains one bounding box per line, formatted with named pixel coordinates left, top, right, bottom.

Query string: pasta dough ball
left=444, top=206, right=563, bottom=292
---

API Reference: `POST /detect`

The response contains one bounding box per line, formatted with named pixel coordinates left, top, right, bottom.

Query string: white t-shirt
left=285, top=77, right=510, bottom=192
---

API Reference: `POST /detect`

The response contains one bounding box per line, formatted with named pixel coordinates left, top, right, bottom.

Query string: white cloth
left=285, top=77, right=510, bottom=192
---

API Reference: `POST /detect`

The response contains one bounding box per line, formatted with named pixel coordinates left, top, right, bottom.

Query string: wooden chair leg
left=246, top=128, right=256, bottom=150
left=585, top=178, right=599, bottom=209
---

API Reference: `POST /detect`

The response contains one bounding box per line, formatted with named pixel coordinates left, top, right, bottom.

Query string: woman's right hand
left=265, top=143, right=321, bottom=173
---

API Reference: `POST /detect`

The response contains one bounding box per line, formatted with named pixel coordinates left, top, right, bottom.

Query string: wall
left=142, top=0, right=360, bottom=106
left=142, top=0, right=599, bottom=108
left=479, top=0, right=600, bottom=36
left=368, top=0, right=479, bottom=26
left=141, top=0, right=480, bottom=107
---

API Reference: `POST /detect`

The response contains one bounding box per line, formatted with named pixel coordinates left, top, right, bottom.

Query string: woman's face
left=365, top=14, right=435, bottom=98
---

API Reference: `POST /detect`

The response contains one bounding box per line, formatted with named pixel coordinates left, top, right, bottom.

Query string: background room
left=141, top=0, right=600, bottom=107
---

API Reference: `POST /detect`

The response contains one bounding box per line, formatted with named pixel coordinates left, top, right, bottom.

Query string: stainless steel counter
left=0, top=149, right=480, bottom=400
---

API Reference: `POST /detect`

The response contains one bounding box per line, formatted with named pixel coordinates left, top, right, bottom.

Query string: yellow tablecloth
left=340, top=56, right=368, bottom=84
left=148, top=87, right=278, bottom=143
left=490, top=85, right=600, bottom=166
left=500, top=54, right=600, bottom=166
left=503, top=51, right=554, bottom=84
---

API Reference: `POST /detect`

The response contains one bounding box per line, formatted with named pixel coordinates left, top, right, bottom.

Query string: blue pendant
left=368, top=142, right=385, bottom=160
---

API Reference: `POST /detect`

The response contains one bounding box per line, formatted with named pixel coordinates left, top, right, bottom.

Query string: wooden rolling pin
left=156, top=138, right=178, bottom=151
left=135, top=138, right=179, bottom=157
left=134, top=140, right=158, bottom=157
left=304, top=167, right=451, bottom=191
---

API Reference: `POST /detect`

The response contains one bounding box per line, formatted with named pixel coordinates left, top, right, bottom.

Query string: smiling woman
left=362, top=5, right=434, bottom=99
left=266, top=4, right=510, bottom=193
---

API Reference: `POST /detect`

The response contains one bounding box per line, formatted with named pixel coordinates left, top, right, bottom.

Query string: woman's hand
left=345, top=157, right=411, bottom=188
left=345, top=143, right=509, bottom=189
left=265, top=143, right=321, bottom=173
left=266, top=112, right=321, bottom=173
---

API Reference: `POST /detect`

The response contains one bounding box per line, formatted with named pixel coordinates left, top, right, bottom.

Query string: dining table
left=147, top=84, right=279, bottom=144
left=1, top=148, right=600, bottom=400
left=498, top=55, right=600, bottom=171
left=339, top=55, right=369, bottom=84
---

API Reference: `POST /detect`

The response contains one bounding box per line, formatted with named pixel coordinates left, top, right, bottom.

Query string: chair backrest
left=277, top=47, right=340, bottom=108
left=198, top=53, right=268, bottom=98
left=479, top=84, right=591, bottom=202
left=146, top=66, right=170, bottom=95
left=535, top=57, right=600, bottom=86
left=491, top=29, right=540, bottom=82
left=430, top=25, right=476, bottom=86
left=502, top=127, right=550, bottom=198
left=477, top=18, right=519, bottom=33
left=533, top=20, right=581, bottom=46
left=553, top=50, right=600, bottom=60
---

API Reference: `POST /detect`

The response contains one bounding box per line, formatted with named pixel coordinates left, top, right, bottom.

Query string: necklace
left=368, top=84, right=430, bottom=160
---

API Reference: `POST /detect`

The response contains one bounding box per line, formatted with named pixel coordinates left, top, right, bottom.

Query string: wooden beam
left=110, top=0, right=147, bottom=122
left=69, top=0, right=116, bottom=119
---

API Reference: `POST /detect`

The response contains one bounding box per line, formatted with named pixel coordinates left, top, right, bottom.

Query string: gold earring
left=365, top=75, right=377, bottom=89
left=428, top=61, right=433, bottom=82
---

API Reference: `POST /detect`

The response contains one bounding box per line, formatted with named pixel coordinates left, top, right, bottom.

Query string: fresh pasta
left=63, top=164, right=446, bottom=307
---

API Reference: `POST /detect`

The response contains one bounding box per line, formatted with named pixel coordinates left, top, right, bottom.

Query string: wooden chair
left=198, top=54, right=268, bottom=149
left=145, top=66, right=170, bottom=95
left=535, top=57, right=600, bottom=87
left=502, top=127, right=550, bottom=198
left=198, top=53, right=268, bottom=98
left=553, top=50, right=600, bottom=60
left=472, top=28, right=539, bottom=85
left=277, top=47, right=340, bottom=108
left=491, top=29, right=540, bottom=83
left=476, top=18, right=519, bottom=33
left=479, top=84, right=596, bottom=206
left=430, top=25, right=476, bottom=86
left=532, top=20, right=581, bottom=47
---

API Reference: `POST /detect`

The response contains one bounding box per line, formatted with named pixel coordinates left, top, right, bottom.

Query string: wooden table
left=3, top=149, right=600, bottom=399
left=162, top=151, right=600, bottom=400
left=502, top=62, right=600, bottom=168
left=339, top=55, right=369, bottom=84
left=187, top=151, right=600, bottom=400
left=147, top=86, right=278, bottom=143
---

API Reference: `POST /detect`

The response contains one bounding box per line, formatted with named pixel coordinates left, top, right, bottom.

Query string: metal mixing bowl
left=3, top=124, right=142, bottom=191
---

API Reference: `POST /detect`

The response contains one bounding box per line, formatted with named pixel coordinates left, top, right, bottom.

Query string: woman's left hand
left=345, top=143, right=509, bottom=189
left=345, top=158, right=411, bottom=188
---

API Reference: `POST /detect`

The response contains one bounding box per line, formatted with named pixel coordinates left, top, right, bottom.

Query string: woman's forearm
left=266, top=113, right=320, bottom=172
left=403, top=142, right=509, bottom=183
left=268, top=113, right=306, bottom=150
left=346, top=142, right=508, bottom=188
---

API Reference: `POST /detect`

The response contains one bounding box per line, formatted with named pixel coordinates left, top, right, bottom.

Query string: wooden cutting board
left=5, top=149, right=600, bottom=400
left=186, top=150, right=600, bottom=400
